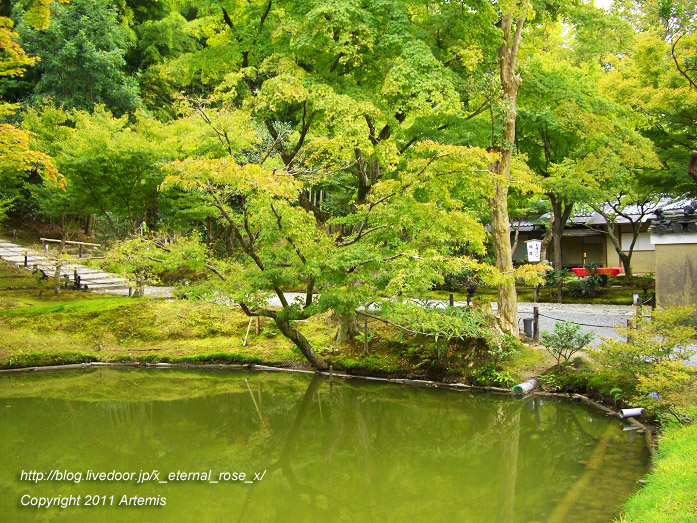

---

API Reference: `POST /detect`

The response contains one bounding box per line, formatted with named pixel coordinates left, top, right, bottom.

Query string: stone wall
left=653, top=241, right=697, bottom=307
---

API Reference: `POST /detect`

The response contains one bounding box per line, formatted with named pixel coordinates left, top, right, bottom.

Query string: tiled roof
left=513, top=197, right=691, bottom=228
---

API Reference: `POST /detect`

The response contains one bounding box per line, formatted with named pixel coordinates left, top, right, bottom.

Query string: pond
left=0, top=368, right=649, bottom=522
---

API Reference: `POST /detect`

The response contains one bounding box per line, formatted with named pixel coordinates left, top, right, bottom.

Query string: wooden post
left=78, top=244, right=83, bottom=259
left=24, top=252, right=27, bottom=267
left=242, top=317, right=253, bottom=346
left=533, top=306, right=539, bottom=343
left=533, top=284, right=539, bottom=303
left=363, top=316, right=369, bottom=354
left=128, top=287, right=133, bottom=297
left=255, top=316, right=260, bottom=335
left=449, top=293, right=454, bottom=307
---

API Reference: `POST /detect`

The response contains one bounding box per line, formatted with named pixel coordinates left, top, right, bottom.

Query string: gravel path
left=504, top=302, right=635, bottom=347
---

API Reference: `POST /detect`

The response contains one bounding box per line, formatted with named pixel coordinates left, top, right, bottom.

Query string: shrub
left=541, top=321, right=594, bottom=366
left=592, top=307, right=696, bottom=372
left=566, top=277, right=599, bottom=298
left=544, top=268, right=570, bottom=287
left=591, top=306, right=697, bottom=423
left=473, top=365, right=516, bottom=387
left=614, top=273, right=656, bottom=288
left=635, top=362, right=695, bottom=423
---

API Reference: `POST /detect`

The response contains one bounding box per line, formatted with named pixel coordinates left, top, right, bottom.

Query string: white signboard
left=525, top=239, right=542, bottom=262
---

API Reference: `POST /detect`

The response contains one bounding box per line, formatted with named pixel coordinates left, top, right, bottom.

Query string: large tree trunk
left=619, top=252, right=633, bottom=278
left=552, top=227, right=563, bottom=303
left=275, top=317, right=329, bottom=370
left=334, top=311, right=360, bottom=343
left=604, top=223, right=635, bottom=278
left=84, top=214, right=93, bottom=236
left=490, top=175, right=518, bottom=335
left=540, top=227, right=552, bottom=262
left=549, top=195, right=574, bottom=303
left=489, top=13, right=525, bottom=335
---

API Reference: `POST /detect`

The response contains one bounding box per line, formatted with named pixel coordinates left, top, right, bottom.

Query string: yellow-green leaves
left=381, top=41, right=461, bottom=118
left=22, top=0, right=70, bottom=31
left=163, top=158, right=301, bottom=199
left=0, top=124, right=63, bottom=189
left=0, top=17, right=37, bottom=79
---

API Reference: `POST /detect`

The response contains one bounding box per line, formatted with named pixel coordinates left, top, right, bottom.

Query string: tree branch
left=258, top=0, right=272, bottom=34
left=286, top=103, right=316, bottom=169
left=355, top=310, right=437, bottom=338
left=270, top=202, right=307, bottom=264
left=672, top=34, right=697, bottom=91
left=222, top=7, right=234, bottom=30
left=337, top=153, right=444, bottom=247
left=689, top=150, right=697, bottom=184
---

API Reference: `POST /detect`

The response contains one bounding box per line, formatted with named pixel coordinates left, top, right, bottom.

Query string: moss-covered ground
left=0, top=262, right=551, bottom=381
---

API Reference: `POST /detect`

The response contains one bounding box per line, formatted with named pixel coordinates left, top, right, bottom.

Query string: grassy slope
left=619, top=411, right=697, bottom=523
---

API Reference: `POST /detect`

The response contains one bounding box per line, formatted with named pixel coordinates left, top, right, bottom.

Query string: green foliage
left=593, top=307, right=696, bottom=372
left=603, top=26, right=697, bottom=195
left=102, top=234, right=209, bottom=291
left=544, top=268, right=570, bottom=287
left=591, top=306, right=697, bottom=421
left=14, top=0, right=68, bottom=31
left=17, top=0, right=141, bottom=114
left=635, top=362, right=695, bottom=424
left=19, top=103, right=227, bottom=237
left=518, top=18, right=660, bottom=209
left=473, top=366, right=517, bottom=388
left=383, top=301, right=494, bottom=343
left=541, top=321, right=594, bottom=365
left=566, top=277, right=599, bottom=298
left=615, top=273, right=656, bottom=288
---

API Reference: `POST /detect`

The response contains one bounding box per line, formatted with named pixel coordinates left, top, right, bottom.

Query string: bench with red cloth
left=570, top=267, right=623, bottom=277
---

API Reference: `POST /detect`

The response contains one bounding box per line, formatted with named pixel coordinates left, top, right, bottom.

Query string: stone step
left=0, top=236, right=170, bottom=298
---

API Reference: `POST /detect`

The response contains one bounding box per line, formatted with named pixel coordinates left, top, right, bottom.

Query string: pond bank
left=619, top=415, right=697, bottom=522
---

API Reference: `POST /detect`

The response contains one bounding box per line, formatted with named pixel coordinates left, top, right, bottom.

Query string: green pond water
left=0, top=368, right=649, bottom=522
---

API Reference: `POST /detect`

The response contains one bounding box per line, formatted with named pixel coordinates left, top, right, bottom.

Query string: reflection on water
left=0, top=369, right=649, bottom=522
